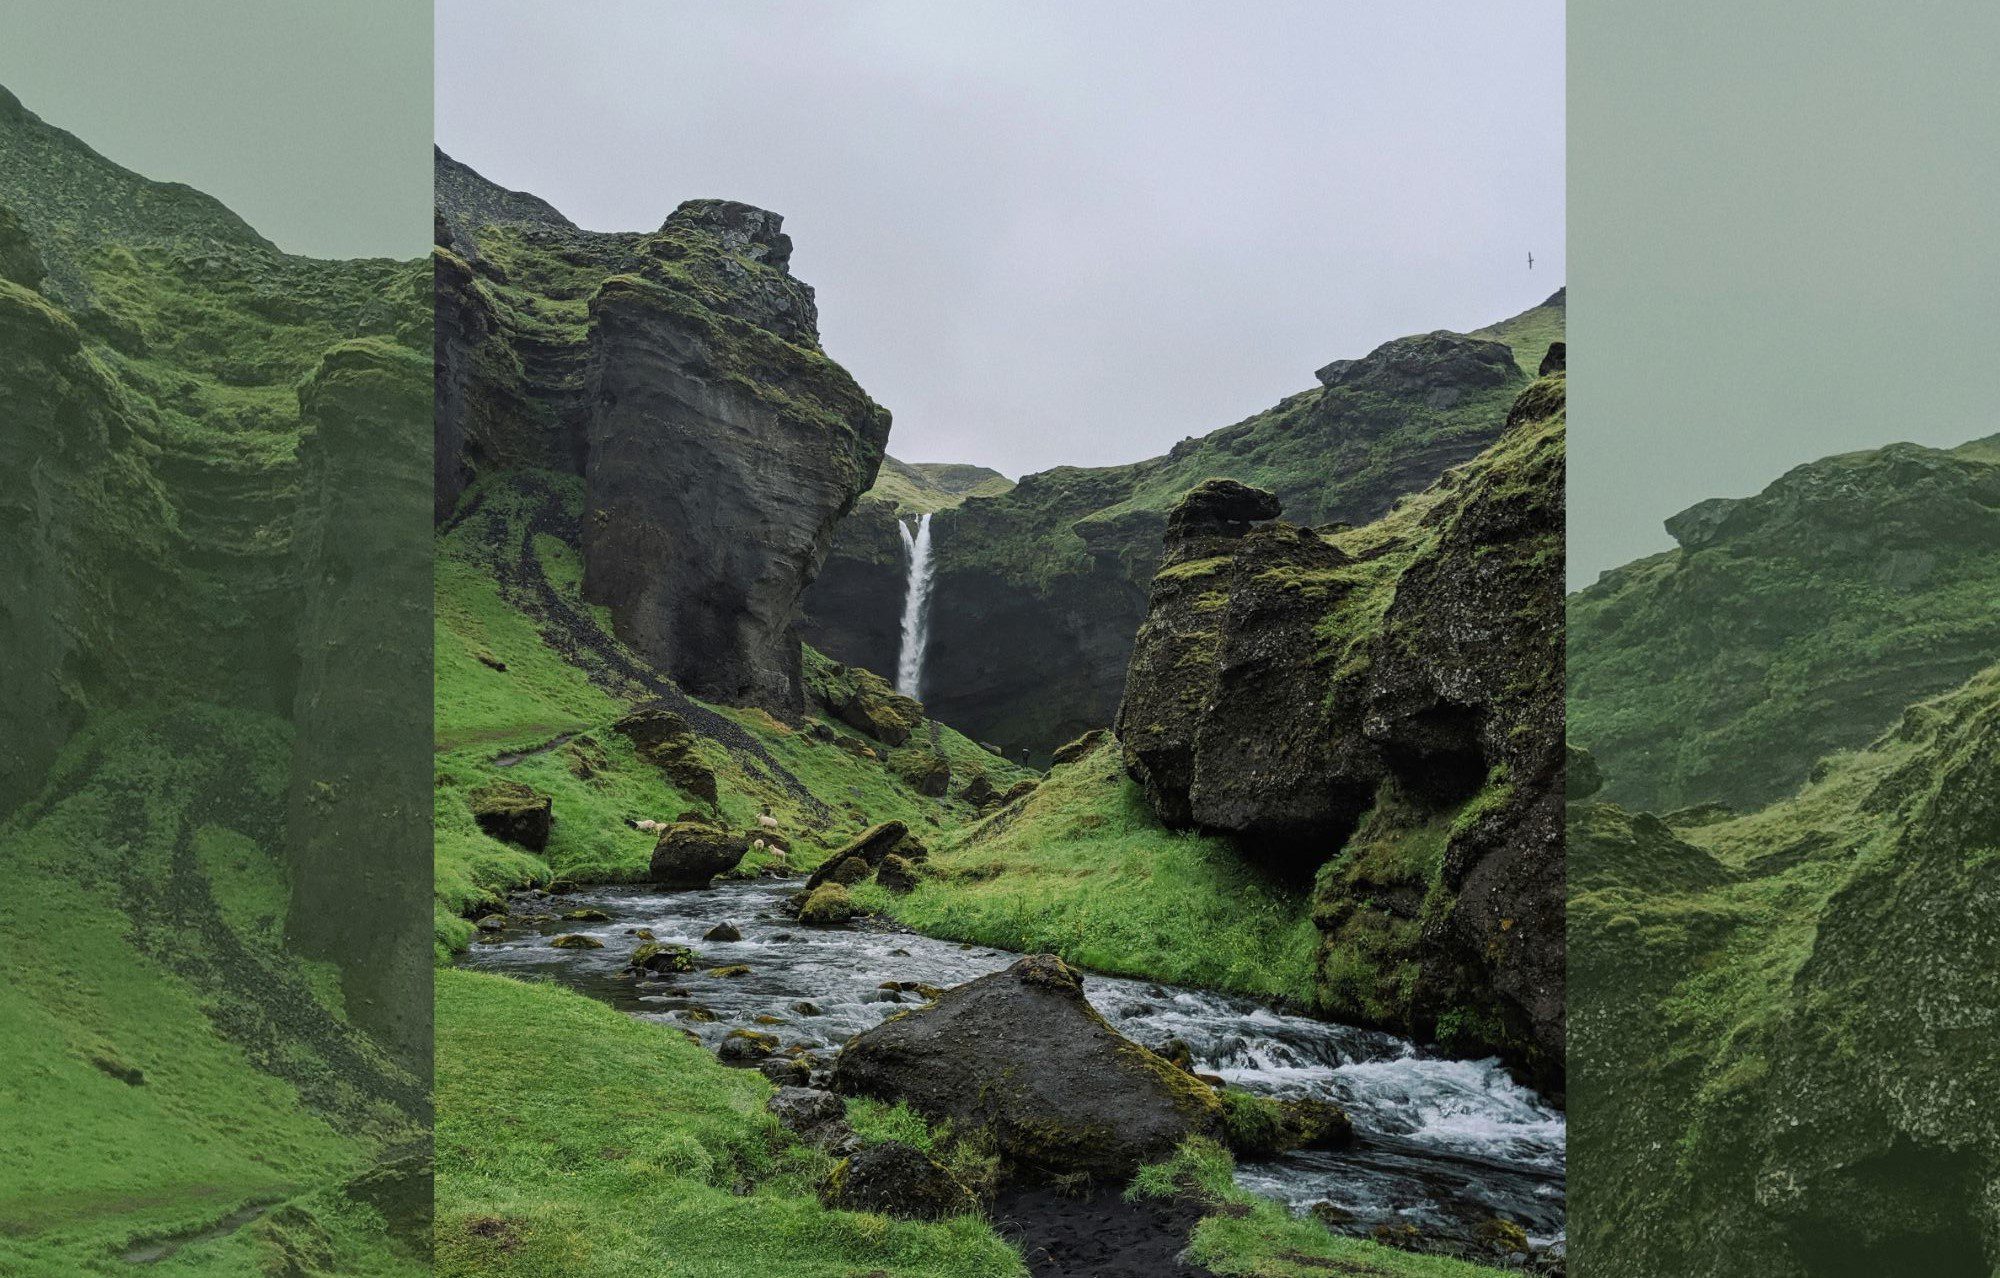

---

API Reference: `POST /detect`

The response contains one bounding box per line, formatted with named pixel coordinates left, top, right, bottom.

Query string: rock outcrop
left=831, top=954, right=1225, bottom=1179
left=648, top=823, right=750, bottom=887
left=434, top=151, right=891, bottom=712
left=804, top=295, right=1563, bottom=761
left=1570, top=431, right=2000, bottom=813
left=1116, top=374, right=1567, bottom=1090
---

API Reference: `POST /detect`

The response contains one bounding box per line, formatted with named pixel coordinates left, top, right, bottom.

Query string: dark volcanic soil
left=994, top=1187, right=1217, bottom=1277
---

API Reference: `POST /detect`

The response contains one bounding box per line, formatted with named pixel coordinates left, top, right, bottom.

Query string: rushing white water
left=465, top=878, right=1566, bottom=1246
left=894, top=512, right=936, bottom=699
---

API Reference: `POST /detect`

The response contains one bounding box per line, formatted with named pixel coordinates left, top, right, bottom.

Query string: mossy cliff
left=0, top=86, right=429, bottom=1274
left=434, top=149, right=890, bottom=712
left=805, top=290, right=1565, bottom=761
left=1569, top=430, right=2000, bottom=813
left=1114, top=374, right=1566, bottom=1091
left=1569, top=663, right=2000, bottom=1275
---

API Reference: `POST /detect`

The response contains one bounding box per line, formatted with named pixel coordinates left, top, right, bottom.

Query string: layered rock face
left=1570, top=431, right=2000, bottom=812
left=1117, top=376, right=1567, bottom=1089
left=434, top=153, right=889, bottom=711
left=1570, top=663, right=2000, bottom=1275
left=805, top=295, right=1561, bottom=760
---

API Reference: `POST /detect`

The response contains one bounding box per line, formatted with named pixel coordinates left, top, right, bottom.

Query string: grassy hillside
left=0, top=86, right=429, bottom=1276
left=859, top=737, right=1323, bottom=1008
left=1569, top=431, right=2000, bottom=813
left=1570, top=662, right=2000, bottom=1273
left=432, top=471, right=1034, bottom=953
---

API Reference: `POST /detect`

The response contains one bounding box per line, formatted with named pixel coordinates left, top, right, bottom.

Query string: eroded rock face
left=581, top=210, right=890, bottom=711
left=1116, top=377, right=1567, bottom=1090
left=830, top=954, right=1225, bottom=1179
left=433, top=153, right=891, bottom=713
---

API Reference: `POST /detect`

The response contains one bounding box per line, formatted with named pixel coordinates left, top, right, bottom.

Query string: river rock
left=628, top=942, right=698, bottom=974
left=758, top=1057, right=812, bottom=1087
left=819, top=1141, right=977, bottom=1221
left=830, top=954, right=1225, bottom=1179
left=702, top=921, right=742, bottom=942
left=468, top=781, right=552, bottom=851
left=717, top=1028, right=779, bottom=1066
left=549, top=934, right=602, bottom=950
left=648, top=822, right=748, bottom=887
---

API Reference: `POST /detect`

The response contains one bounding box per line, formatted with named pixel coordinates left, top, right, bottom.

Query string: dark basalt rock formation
left=804, top=296, right=1562, bottom=761
left=1571, top=431, right=2000, bottom=812
left=434, top=151, right=891, bottom=712
left=467, top=780, right=554, bottom=851
left=832, top=954, right=1226, bottom=1179
left=1116, top=375, right=1567, bottom=1090
left=1570, top=663, right=2000, bottom=1275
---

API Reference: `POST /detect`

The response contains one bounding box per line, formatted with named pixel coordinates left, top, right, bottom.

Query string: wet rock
left=680, top=1006, right=717, bottom=1023
left=648, top=822, right=749, bottom=888
left=705, top=964, right=753, bottom=978
left=1153, top=1037, right=1193, bottom=1071
left=468, top=780, right=553, bottom=851
left=819, top=1141, right=977, bottom=1221
left=563, top=908, right=611, bottom=922
left=1280, top=1097, right=1354, bottom=1151
left=549, top=934, right=602, bottom=950
left=792, top=1000, right=823, bottom=1017
left=473, top=914, right=506, bottom=933
left=628, top=942, right=698, bottom=975
left=703, top=921, right=743, bottom=942
left=758, top=1056, right=813, bottom=1087
left=717, top=1028, right=779, bottom=1067
left=798, top=884, right=857, bottom=927
left=831, top=954, right=1225, bottom=1179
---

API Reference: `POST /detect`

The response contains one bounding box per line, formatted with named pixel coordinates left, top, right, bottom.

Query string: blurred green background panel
left=0, top=3, right=433, bottom=1275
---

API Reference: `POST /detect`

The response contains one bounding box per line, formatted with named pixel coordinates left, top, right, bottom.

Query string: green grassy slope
left=1570, top=662, right=2000, bottom=1273
left=435, top=970, right=1024, bottom=1278
left=1569, top=431, right=2000, bottom=813
left=861, top=738, right=1323, bottom=1008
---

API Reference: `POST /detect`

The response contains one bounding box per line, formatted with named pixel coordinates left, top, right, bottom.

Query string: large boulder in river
left=648, top=822, right=748, bottom=887
left=830, top=954, right=1225, bottom=1179
left=468, top=780, right=552, bottom=851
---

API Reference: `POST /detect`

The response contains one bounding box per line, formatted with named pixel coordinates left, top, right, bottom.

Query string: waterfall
left=895, top=512, right=936, bottom=699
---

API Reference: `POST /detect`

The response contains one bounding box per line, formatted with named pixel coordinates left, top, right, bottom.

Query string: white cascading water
left=894, top=513, right=936, bottom=699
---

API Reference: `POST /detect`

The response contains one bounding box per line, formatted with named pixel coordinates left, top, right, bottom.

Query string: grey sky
left=1, top=1, right=430, bottom=260
left=438, top=0, right=1564, bottom=479
left=1571, top=1, right=2000, bottom=588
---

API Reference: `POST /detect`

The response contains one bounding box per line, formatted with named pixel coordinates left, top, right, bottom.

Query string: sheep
left=756, top=813, right=780, bottom=832
left=633, top=818, right=664, bottom=833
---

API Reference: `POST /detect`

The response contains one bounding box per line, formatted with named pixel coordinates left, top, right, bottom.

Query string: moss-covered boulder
left=1050, top=728, right=1108, bottom=768
left=876, top=853, right=920, bottom=894
left=825, top=665, right=926, bottom=746
left=717, top=1028, right=779, bottom=1067
left=549, top=933, right=603, bottom=950
left=702, top=921, right=742, bottom=942
left=826, top=856, right=871, bottom=887
left=628, top=942, right=698, bottom=974
left=890, top=747, right=952, bottom=797
left=819, top=1141, right=977, bottom=1221
left=798, top=883, right=857, bottom=927
left=648, top=822, right=749, bottom=888
left=830, top=954, right=1225, bottom=1179
left=804, top=820, right=912, bottom=889
left=611, top=705, right=719, bottom=804
left=468, top=780, right=553, bottom=851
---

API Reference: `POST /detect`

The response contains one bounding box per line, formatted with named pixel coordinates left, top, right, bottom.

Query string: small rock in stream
left=703, top=921, right=743, bottom=942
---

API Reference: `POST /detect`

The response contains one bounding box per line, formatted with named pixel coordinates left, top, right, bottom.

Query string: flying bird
left=1528, top=251, right=1535, bottom=270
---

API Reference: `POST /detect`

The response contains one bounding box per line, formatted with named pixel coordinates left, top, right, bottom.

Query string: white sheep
left=757, top=813, right=780, bottom=832
left=634, top=818, right=664, bottom=833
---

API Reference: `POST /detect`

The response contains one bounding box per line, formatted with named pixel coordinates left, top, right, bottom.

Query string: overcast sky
left=438, top=0, right=1564, bottom=478
left=2, top=1, right=430, bottom=260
